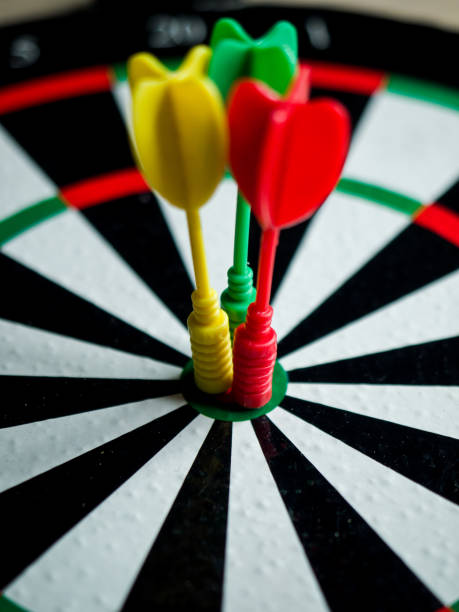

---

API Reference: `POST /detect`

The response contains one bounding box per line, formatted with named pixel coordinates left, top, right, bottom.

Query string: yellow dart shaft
left=186, top=207, right=233, bottom=393
left=186, top=208, right=211, bottom=297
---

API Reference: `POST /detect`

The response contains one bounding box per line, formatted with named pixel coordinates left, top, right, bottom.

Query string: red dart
left=229, top=65, right=350, bottom=408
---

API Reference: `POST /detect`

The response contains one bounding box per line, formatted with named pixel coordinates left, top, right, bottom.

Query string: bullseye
left=181, top=359, right=288, bottom=422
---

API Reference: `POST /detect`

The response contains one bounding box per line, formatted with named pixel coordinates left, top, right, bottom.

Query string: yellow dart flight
left=129, top=45, right=227, bottom=209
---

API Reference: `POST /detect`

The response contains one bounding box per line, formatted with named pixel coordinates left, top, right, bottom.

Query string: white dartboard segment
left=281, top=268, right=459, bottom=371
left=0, top=317, right=179, bottom=379
left=0, top=395, right=183, bottom=494
left=272, top=191, right=409, bottom=341
left=0, top=123, right=57, bottom=220
left=157, top=178, right=238, bottom=298
left=112, top=80, right=138, bottom=160
left=3, top=208, right=190, bottom=356
left=270, top=408, right=459, bottom=605
left=223, top=421, right=329, bottom=612
left=343, top=91, right=459, bottom=203
left=112, top=80, right=131, bottom=135
left=5, top=415, right=213, bottom=612
left=288, top=383, right=459, bottom=440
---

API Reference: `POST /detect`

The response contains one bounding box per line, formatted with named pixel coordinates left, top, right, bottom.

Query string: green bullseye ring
left=181, top=360, right=288, bottom=422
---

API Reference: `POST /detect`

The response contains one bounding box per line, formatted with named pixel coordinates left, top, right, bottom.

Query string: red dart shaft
left=232, top=226, right=279, bottom=409
left=255, top=227, right=280, bottom=310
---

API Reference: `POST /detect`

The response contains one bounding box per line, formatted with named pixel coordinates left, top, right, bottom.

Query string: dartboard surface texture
left=0, top=3, right=458, bottom=612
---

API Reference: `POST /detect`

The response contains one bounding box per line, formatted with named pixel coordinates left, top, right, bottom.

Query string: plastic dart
left=229, top=66, right=351, bottom=408
left=128, top=46, right=233, bottom=394
left=209, top=18, right=298, bottom=339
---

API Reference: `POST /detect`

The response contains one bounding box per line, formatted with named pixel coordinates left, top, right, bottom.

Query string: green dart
left=209, top=18, right=298, bottom=339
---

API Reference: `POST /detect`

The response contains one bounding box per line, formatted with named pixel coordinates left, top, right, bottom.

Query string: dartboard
left=0, top=4, right=458, bottom=612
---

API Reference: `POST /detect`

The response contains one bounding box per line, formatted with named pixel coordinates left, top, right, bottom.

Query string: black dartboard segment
left=281, top=395, right=459, bottom=504
left=83, top=192, right=194, bottom=327
left=437, top=177, right=459, bottom=214
left=278, top=224, right=459, bottom=357
left=252, top=416, right=442, bottom=612
left=0, top=406, right=197, bottom=590
left=0, top=92, right=133, bottom=186
left=288, top=335, right=459, bottom=385
left=248, top=214, right=312, bottom=299
left=0, top=252, right=187, bottom=367
left=0, top=376, right=181, bottom=428
left=122, top=420, right=232, bottom=612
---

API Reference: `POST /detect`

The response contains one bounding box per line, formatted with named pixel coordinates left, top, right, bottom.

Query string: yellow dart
left=128, top=45, right=233, bottom=394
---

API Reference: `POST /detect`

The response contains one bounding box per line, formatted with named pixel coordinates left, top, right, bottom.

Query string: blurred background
left=0, top=0, right=457, bottom=92
left=0, top=0, right=459, bottom=30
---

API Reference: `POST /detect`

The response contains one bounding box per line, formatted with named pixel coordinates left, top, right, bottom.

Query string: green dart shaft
left=233, top=191, right=251, bottom=274
left=221, top=189, right=256, bottom=339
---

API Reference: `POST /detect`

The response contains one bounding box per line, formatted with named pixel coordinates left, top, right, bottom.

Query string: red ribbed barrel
left=231, top=303, right=277, bottom=408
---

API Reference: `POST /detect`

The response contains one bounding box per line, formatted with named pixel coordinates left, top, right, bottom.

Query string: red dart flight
left=228, top=65, right=350, bottom=408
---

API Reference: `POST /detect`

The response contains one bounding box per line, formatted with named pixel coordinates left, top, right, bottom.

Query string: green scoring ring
left=181, top=360, right=288, bottom=422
